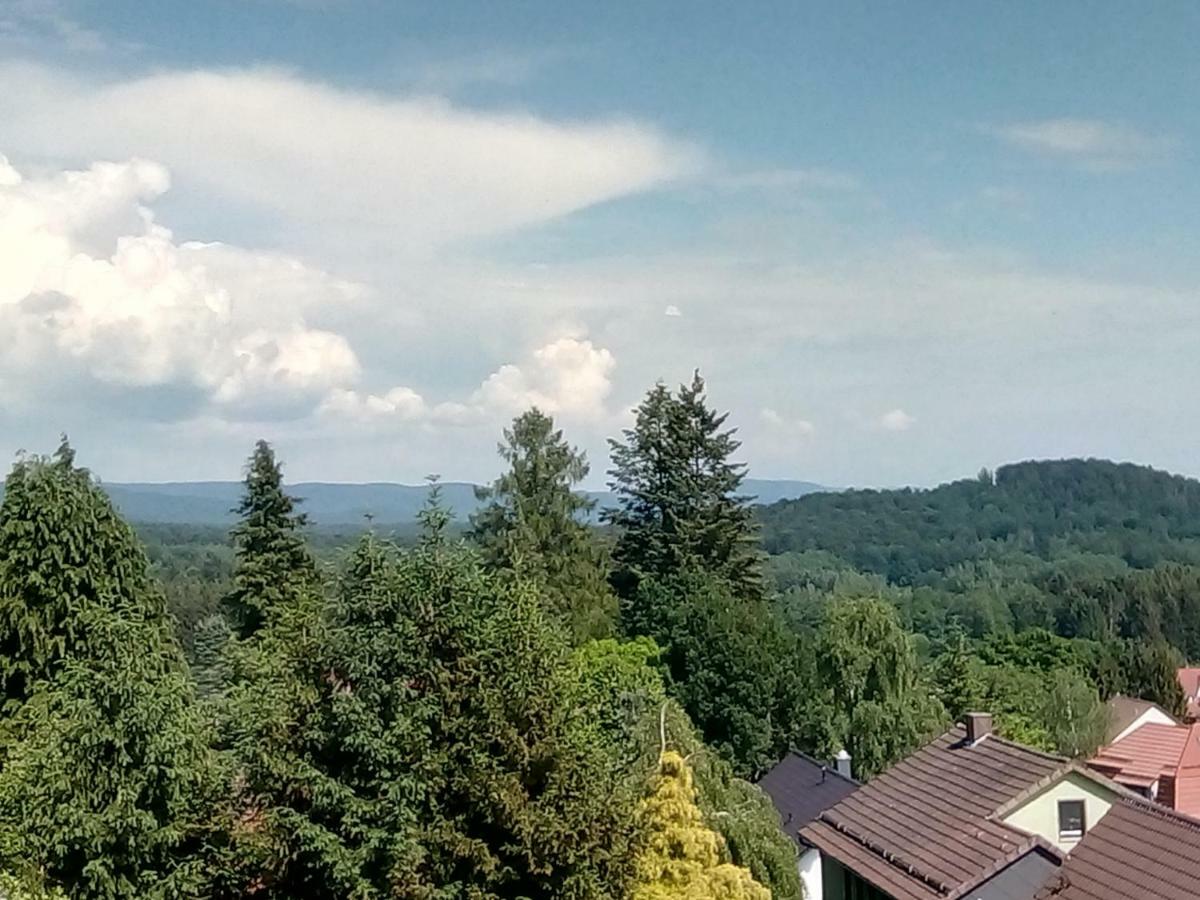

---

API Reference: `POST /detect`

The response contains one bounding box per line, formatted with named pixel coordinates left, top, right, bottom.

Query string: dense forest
left=1, top=372, right=1195, bottom=898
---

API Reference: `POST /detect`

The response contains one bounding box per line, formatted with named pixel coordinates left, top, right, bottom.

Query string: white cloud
left=986, top=118, right=1174, bottom=171
left=664, top=304, right=682, bottom=317
left=0, top=63, right=700, bottom=258
left=761, top=406, right=815, bottom=437
left=0, top=154, right=367, bottom=418
left=879, top=408, right=916, bottom=431
left=326, top=335, right=617, bottom=430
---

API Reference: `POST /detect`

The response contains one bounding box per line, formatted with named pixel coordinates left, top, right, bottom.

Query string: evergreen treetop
left=605, top=372, right=764, bottom=599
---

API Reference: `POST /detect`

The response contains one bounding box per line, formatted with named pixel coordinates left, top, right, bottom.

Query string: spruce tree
left=222, top=440, right=317, bottom=640
left=0, top=445, right=219, bottom=898
left=471, top=407, right=617, bottom=642
left=190, top=612, right=233, bottom=700
left=605, top=372, right=764, bottom=600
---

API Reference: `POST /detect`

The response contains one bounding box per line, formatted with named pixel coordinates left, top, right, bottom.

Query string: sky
left=0, top=0, right=1197, bottom=488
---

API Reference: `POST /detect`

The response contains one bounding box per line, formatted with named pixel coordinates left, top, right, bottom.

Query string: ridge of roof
left=783, top=747, right=862, bottom=785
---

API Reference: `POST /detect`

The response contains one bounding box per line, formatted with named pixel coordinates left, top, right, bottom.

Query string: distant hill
left=757, top=458, right=1200, bottom=582
left=96, top=478, right=828, bottom=526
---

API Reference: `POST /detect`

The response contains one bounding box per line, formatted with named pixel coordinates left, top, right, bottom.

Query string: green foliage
left=0, top=441, right=169, bottom=711
left=0, top=445, right=219, bottom=898
left=471, top=408, right=618, bottom=642
left=626, top=571, right=810, bottom=777
left=631, top=751, right=769, bottom=900
left=606, top=372, right=764, bottom=600
left=1122, top=639, right=1187, bottom=717
left=570, top=647, right=801, bottom=900
left=190, top=612, right=233, bottom=700
left=814, top=598, right=946, bottom=777
left=222, top=440, right=317, bottom=640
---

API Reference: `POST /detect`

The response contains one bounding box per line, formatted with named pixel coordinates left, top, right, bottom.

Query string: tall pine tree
left=0, top=444, right=219, bottom=898
left=471, top=408, right=617, bottom=642
left=222, top=440, right=317, bottom=640
left=605, top=373, right=764, bottom=600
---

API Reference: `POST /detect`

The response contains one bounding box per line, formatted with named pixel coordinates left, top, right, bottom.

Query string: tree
left=605, top=372, right=764, bottom=599
left=815, top=598, right=946, bottom=776
left=1042, top=668, right=1108, bottom=758
left=221, top=440, right=317, bottom=640
left=471, top=408, right=617, bottom=642
left=0, top=440, right=168, bottom=710
left=631, top=751, right=769, bottom=900
left=1122, top=639, right=1187, bottom=718
left=0, top=446, right=219, bottom=898
left=190, top=612, right=233, bottom=700
left=627, top=571, right=810, bottom=777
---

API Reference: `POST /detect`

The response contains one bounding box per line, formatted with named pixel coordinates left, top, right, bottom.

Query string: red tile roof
left=1036, top=798, right=1200, bottom=900
left=1089, top=722, right=1200, bottom=817
left=1176, top=667, right=1200, bottom=720
left=799, top=726, right=1070, bottom=900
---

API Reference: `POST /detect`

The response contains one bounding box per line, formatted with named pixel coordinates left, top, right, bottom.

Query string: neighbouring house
left=1176, top=667, right=1200, bottom=721
left=757, top=749, right=860, bottom=900
left=1103, top=694, right=1178, bottom=744
left=799, top=713, right=1126, bottom=900
left=1033, top=796, right=1200, bottom=899
left=1089, top=720, right=1200, bottom=816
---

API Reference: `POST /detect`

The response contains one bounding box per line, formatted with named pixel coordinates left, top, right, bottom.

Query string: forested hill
left=759, top=459, right=1200, bottom=582
left=79, top=477, right=825, bottom=525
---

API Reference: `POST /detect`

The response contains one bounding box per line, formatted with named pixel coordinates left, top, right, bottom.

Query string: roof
left=1104, top=695, right=1176, bottom=744
left=1035, top=798, right=1200, bottom=900
left=756, top=750, right=859, bottom=843
left=1177, top=667, right=1200, bottom=719
left=799, top=726, right=1071, bottom=900
left=1089, top=722, right=1200, bottom=816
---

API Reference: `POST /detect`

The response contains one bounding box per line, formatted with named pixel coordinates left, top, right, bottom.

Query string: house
left=757, top=750, right=860, bottom=900
left=1089, top=721, right=1200, bottom=816
left=1176, top=667, right=1200, bottom=721
left=1034, top=796, right=1200, bottom=899
left=798, top=713, right=1125, bottom=900
left=1103, top=694, right=1178, bottom=744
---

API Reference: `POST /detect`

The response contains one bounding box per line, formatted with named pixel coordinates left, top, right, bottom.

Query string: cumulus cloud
left=0, top=62, right=700, bottom=257
left=0, top=153, right=366, bottom=418
left=325, top=335, right=617, bottom=429
left=760, top=407, right=815, bottom=437
left=879, top=408, right=916, bottom=431
left=985, top=118, right=1174, bottom=171
left=664, top=304, right=683, bottom=317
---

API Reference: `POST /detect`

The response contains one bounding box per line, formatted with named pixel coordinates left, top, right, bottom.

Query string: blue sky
left=0, top=0, right=1197, bottom=487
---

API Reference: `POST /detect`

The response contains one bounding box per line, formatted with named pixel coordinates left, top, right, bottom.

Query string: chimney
left=965, top=712, right=993, bottom=745
left=834, top=749, right=852, bottom=780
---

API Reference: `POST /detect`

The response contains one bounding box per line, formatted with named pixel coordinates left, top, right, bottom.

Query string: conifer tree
left=471, top=407, right=617, bottom=642
left=632, top=751, right=770, bottom=900
left=190, top=612, right=233, bottom=700
left=0, top=445, right=219, bottom=898
left=222, top=440, right=317, bottom=640
left=605, top=372, right=764, bottom=600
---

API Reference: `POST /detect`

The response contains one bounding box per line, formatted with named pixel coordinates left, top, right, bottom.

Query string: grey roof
left=756, top=750, right=860, bottom=843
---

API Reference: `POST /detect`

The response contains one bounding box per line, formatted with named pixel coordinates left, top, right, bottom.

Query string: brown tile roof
left=1035, top=798, right=1200, bottom=900
left=799, top=726, right=1070, bottom=899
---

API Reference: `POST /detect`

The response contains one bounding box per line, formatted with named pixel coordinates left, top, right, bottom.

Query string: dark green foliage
left=471, top=408, right=617, bottom=642
left=0, top=445, right=219, bottom=898
left=813, top=598, right=946, bottom=777
left=606, top=373, right=764, bottom=600
left=625, top=572, right=809, bottom=778
left=222, top=440, right=317, bottom=640
left=190, top=612, right=233, bottom=700
left=221, top=526, right=642, bottom=897
left=0, top=441, right=168, bottom=710
left=1121, top=639, right=1187, bottom=717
